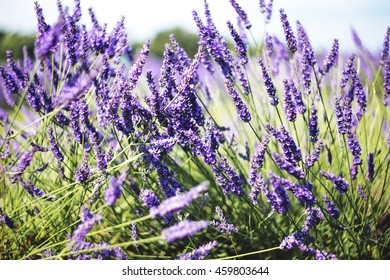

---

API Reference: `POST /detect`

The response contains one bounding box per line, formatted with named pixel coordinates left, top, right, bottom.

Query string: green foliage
left=0, top=31, right=35, bottom=61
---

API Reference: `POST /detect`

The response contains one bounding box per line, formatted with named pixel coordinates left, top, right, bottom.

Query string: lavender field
left=0, top=0, right=389, bottom=260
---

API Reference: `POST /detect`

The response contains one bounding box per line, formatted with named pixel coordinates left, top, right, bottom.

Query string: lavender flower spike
left=177, top=241, right=218, bottom=260
left=161, top=220, right=208, bottom=242
left=229, top=0, right=252, bottom=29
left=320, top=170, right=349, bottom=195
left=279, top=9, right=297, bottom=53
left=150, top=181, right=209, bottom=218
left=104, top=171, right=127, bottom=206
left=227, top=21, right=248, bottom=65
left=320, top=39, right=339, bottom=74
left=258, top=58, right=278, bottom=106
left=211, top=206, right=238, bottom=234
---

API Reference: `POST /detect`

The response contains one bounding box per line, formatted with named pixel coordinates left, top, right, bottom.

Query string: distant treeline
left=0, top=28, right=200, bottom=62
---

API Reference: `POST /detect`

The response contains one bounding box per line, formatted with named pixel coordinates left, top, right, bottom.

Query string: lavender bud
left=140, top=189, right=160, bottom=209
left=47, top=127, right=64, bottom=161
left=161, top=220, right=208, bottom=242
left=381, top=27, right=390, bottom=64
left=302, top=207, right=324, bottom=233
left=367, top=153, right=375, bottom=181
left=305, top=140, right=324, bottom=168
left=227, top=21, right=248, bottom=65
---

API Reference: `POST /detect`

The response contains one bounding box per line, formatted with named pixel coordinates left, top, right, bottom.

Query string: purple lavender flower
left=140, top=189, right=160, bottom=209
left=323, top=195, right=340, bottom=219
left=367, top=152, right=375, bottom=181
left=64, top=15, right=80, bottom=66
left=34, top=16, right=64, bottom=60
left=259, top=0, right=273, bottom=22
left=320, top=170, right=349, bottom=195
left=302, top=207, right=324, bottom=233
left=131, top=223, right=139, bottom=248
left=279, top=9, right=297, bottom=53
left=227, top=21, right=248, bottom=65
left=301, top=53, right=312, bottom=94
left=305, top=140, right=324, bottom=168
left=11, top=149, right=36, bottom=183
left=381, top=27, right=390, bottom=64
left=211, top=206, right=238, bottom=234
left=297, top=21, right=316, bottom=65
left=213, top=156, right=244, bottom=197
left=290, top=80, right=306, bottom=114
left=282, top=79, right=297, bottom=122
left=150, top=182, right=208, bottom=218
left=234, top=61, right=250, bottom=95
left=334, top=96, right=346, bottom=135
left=263, top=171, right=291, bottom=214
left=34, top=1, right=50, bottom=42
left=75, top=152, right=91, bottom=183
left=272, top=152, right=305, bottom=180
left=340, top=54, right=356, bottom=88
left=229, top=0, right=251, bottom=29
left=346, top=131, right=362, bottom=179
left=304, top=247, right=337, bottom=260
left=280, top=231, right=304, bottom=250
left=127, top=40, right=150, bottom=93
left=249, top=135, right=270, bottom=184
left=177, top=241, right=218, bottom=260
left=0, top=66, right=19, bottom=95
left=225, top=79, right=251, bottom=122
left=266, top=124, right=302, bottom=166
left=104, top=171, right=127, bottom=206
left=320, top=39, right=339, bottom=74
left=71, top=206, right=103, bottom=245
left=249, top=172, right=266, bottom=205
left=264, top=33, right=274, bottom=56
left=258, top=58, right=278, bottom=106
left=0, top=213, right=14, bottom=229
left=383, top=61, right=390, bottom=106
left=308, top=104, right=319, bottom=143
left=21, top=179, right=46, bottom=198
left=357, top=184, right=367, bottom=201
left=161, top=220, right=208, bottom=242
left=47, top=127, right=64, bottom=162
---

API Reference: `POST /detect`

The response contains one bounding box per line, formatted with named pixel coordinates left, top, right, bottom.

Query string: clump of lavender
left=161, top=220, right=209, bottom=242
left=211, top=206, right=238, bottom=234
left=139, top=189, right=160, bottom=209
left=320, top=171, right=349, bottom=195
left=381, top=27, right=390, bottom=64
left=0, top=210, right=14, bottom=229
left=177, top=241, right=218, bottom=260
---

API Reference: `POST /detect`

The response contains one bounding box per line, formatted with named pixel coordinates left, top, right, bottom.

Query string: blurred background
left=0, top=0, right=389, bottom=60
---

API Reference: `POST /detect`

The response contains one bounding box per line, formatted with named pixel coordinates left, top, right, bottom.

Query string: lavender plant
left=0, top=0, right=389, bottom=260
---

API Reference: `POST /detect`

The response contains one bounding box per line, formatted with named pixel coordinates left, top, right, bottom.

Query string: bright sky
left=0, top=0, right=389, bottom=52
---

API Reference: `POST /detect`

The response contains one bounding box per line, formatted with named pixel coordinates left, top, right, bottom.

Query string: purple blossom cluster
left=177, top=241, right=218, bottom=260
left=211, top=206, right=238, bottom=234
